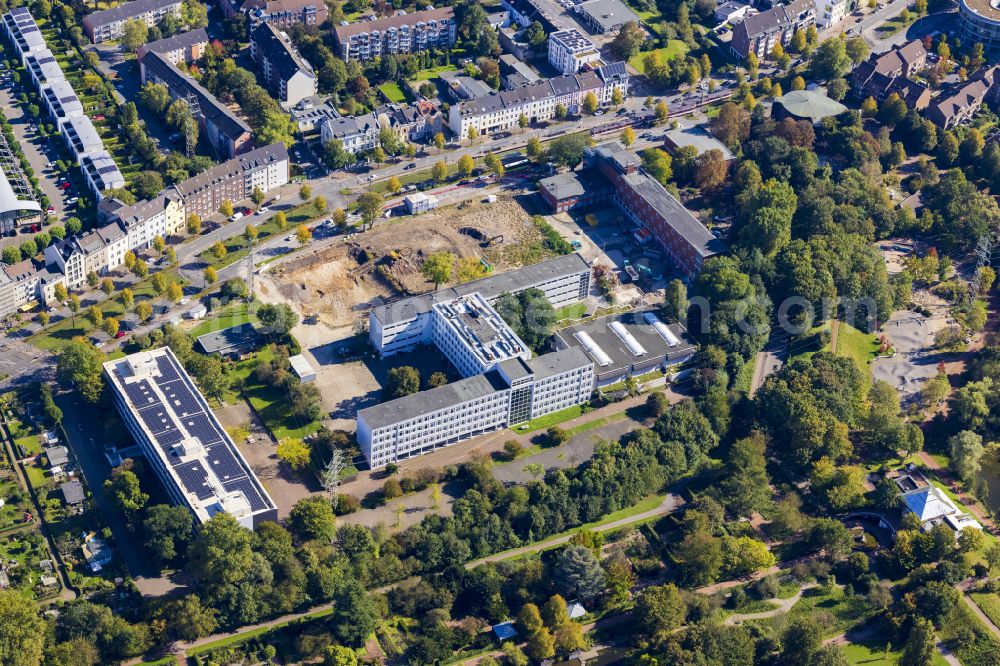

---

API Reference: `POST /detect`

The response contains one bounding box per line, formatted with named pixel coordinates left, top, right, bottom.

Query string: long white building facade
left=370, top=253, right=592, bottom=357
left=449, top=62, right=628, bottom=138
left=104, top=348, right=278, bottom=528
left=359, top=254, right=596, bottom=468
left=358, top=347, right=594, bottom=468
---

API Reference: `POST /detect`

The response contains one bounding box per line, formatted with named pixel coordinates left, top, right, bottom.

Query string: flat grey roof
left=576, top=0, right=640, bottom=28
left=373, top=253, right=591, bottom=326
left=196, top=323, right=260, bottom=354
left=556, top=309, right=697, bottom=376
left=526, top=346, right=593, bottom=378
left=359, top=371, right=508, bottom=429
left=664, top=125, right=735, bottom=160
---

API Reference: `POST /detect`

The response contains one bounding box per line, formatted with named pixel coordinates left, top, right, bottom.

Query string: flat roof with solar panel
left=103, top=348, right=277, bottom=528
left=556, top=308, right=697, bottom=384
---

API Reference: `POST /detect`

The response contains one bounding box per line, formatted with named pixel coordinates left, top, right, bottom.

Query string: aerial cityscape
left=0, top=0, right=997, bottom=661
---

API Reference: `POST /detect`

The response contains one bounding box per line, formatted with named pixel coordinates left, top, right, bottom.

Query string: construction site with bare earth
left=258, top=196, right=562, bottom=342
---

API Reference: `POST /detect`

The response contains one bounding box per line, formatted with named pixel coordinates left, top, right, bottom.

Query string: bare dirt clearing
left=266, top=197, right=549, bottom=332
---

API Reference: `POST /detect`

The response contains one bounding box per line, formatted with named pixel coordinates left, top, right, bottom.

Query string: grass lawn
left=413, top=64, right=459, bottom=81
left=833, top=322, right=882, bottom=375
left=629, top=41, right=690, bottom=73
left=554, top=302, right=587, bottom=322
left=30, top=271, right=188, bottom=351
left=187, top=302, right=260, bottom=339
left=240, top=350, right=322, bottom=441
left=748, top=584, right=873, bottom=637
left=841, top=639, right=948, bottom=666
left=564, top=411, right=627, bottom=437
left=23, top=461, right=49, bottom=492
left=790, top=321, right=832, bottom=363
left=733, top=356, right=756, bottom=393
left=971, top=592, right=1000, bottom=628
left=379, top=82, right=408, bottom=103
left=874, top=10, right=917, bottom=37
left=516, top=405, right=585, bottom=433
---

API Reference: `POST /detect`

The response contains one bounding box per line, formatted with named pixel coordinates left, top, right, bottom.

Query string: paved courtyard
left=871, top=308, right=951, bottom=398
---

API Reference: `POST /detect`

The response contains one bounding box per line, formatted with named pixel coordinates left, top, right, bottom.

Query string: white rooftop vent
left=609, top=321, right=647, bottom=357
left=643, top=312, right=680, bottom=347
left=574, top=331, right=612, bottom=367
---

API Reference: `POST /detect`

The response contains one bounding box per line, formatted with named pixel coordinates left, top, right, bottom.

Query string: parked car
left=243, top=208, right=252, bottom=216
left=257, top=206, right=269, bottom=215
left=114, top=330, right=126, bottom=339
left=66, top=197, right=79, bottom=205
left=404, top=163, right=417, bottom=170
left=229, top=212, right=244, bottom=222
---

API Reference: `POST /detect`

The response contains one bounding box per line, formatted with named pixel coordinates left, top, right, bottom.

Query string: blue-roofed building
left=492, top=622, right=518, bottom=641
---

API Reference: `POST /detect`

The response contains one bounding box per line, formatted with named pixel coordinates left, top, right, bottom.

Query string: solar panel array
left=111, top=350, right=273, bottom=517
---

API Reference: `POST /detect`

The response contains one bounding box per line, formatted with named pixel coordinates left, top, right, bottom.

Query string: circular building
left=771, top=90, right=848, bottom=124
left=959, top=0, right=1000, bottom=55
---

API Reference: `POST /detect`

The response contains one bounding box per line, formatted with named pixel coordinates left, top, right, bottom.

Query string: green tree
left=156, top=594, right=218, bottom=642
left=357, top=191, right=385, bottom=230
left=553, top=545, right=605, bottom=601
left=276, top=438, right=311, bottom=470
left=431, top=159, right=448, bottom=183
left=0, top=589, right=45, bottom=665
left=289, top=496, right=336, bottom=542
left=330, top=580, right=379, bottom=647
left=517, top=603, right=544, bottom=635
left=122, top=18, right=148, bottom=51
left=143, top=504, right=193, bottom=566
left=57, top=338, right=104, bottom=402
left=582, top=92, right=599, bottom=114
left=187, top=213, right=201, bottom=235
left=421, top=251, right=454, bottom=288
left=900, top=617, right=936, bottom=666
left=203, top=266, right=218, bottom=284
left=386, top=366, right=420, bottom=398
left=457, top=153, right=475, bottom=178
left=634, top=583, right=686, bottom=635
left=949, top=430, right=984, bottom=485
left=782, top=616, right=823, bottom=664
left=299, top=184, right=312, bottom=201
left=104, top=468, right=148, bottom=515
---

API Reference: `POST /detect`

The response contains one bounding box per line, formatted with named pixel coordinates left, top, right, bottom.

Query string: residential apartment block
left=926, top=65, right=1000, bottom=129
left=371, top=253, right=592, bottom=357
left=730, top=0, right=815, bottom=60
left=319, top=113, right=380, bottom=154
left=250, top=23, right=317, bottom=108
left=61, top=115, right=104, bottom=161
left=548, top=29, right=600, bottom=75
left=139, top=50, right=254, bottom=159
left=170, top=142, right=290, bottom=218
left=333, top=7, right=456, bottom=62
left=851, top=40, right=929, bottom=107
left=358, top=346, right=594, bottom=468
left=574, top=0, right=640, bottom=33
left=24, top=49, right=64, bottom=87
left=83, top=0, right=183, bottom=43
left=0, top=259, right=42, bottom=319
left=813, top=0, right=848, bottom=28
left=111, top=193, right=186, bottom=250
left=104, top=348, right=278, bottom=528
left=2, top=7, right=46, bottom=59
left=449, top=62, right=628, bottom=137
left=136, top=28, right=209, bottom=64
left=4, top=8, right=125, bottom=198
left=241, top=0, right=327, bottom=28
